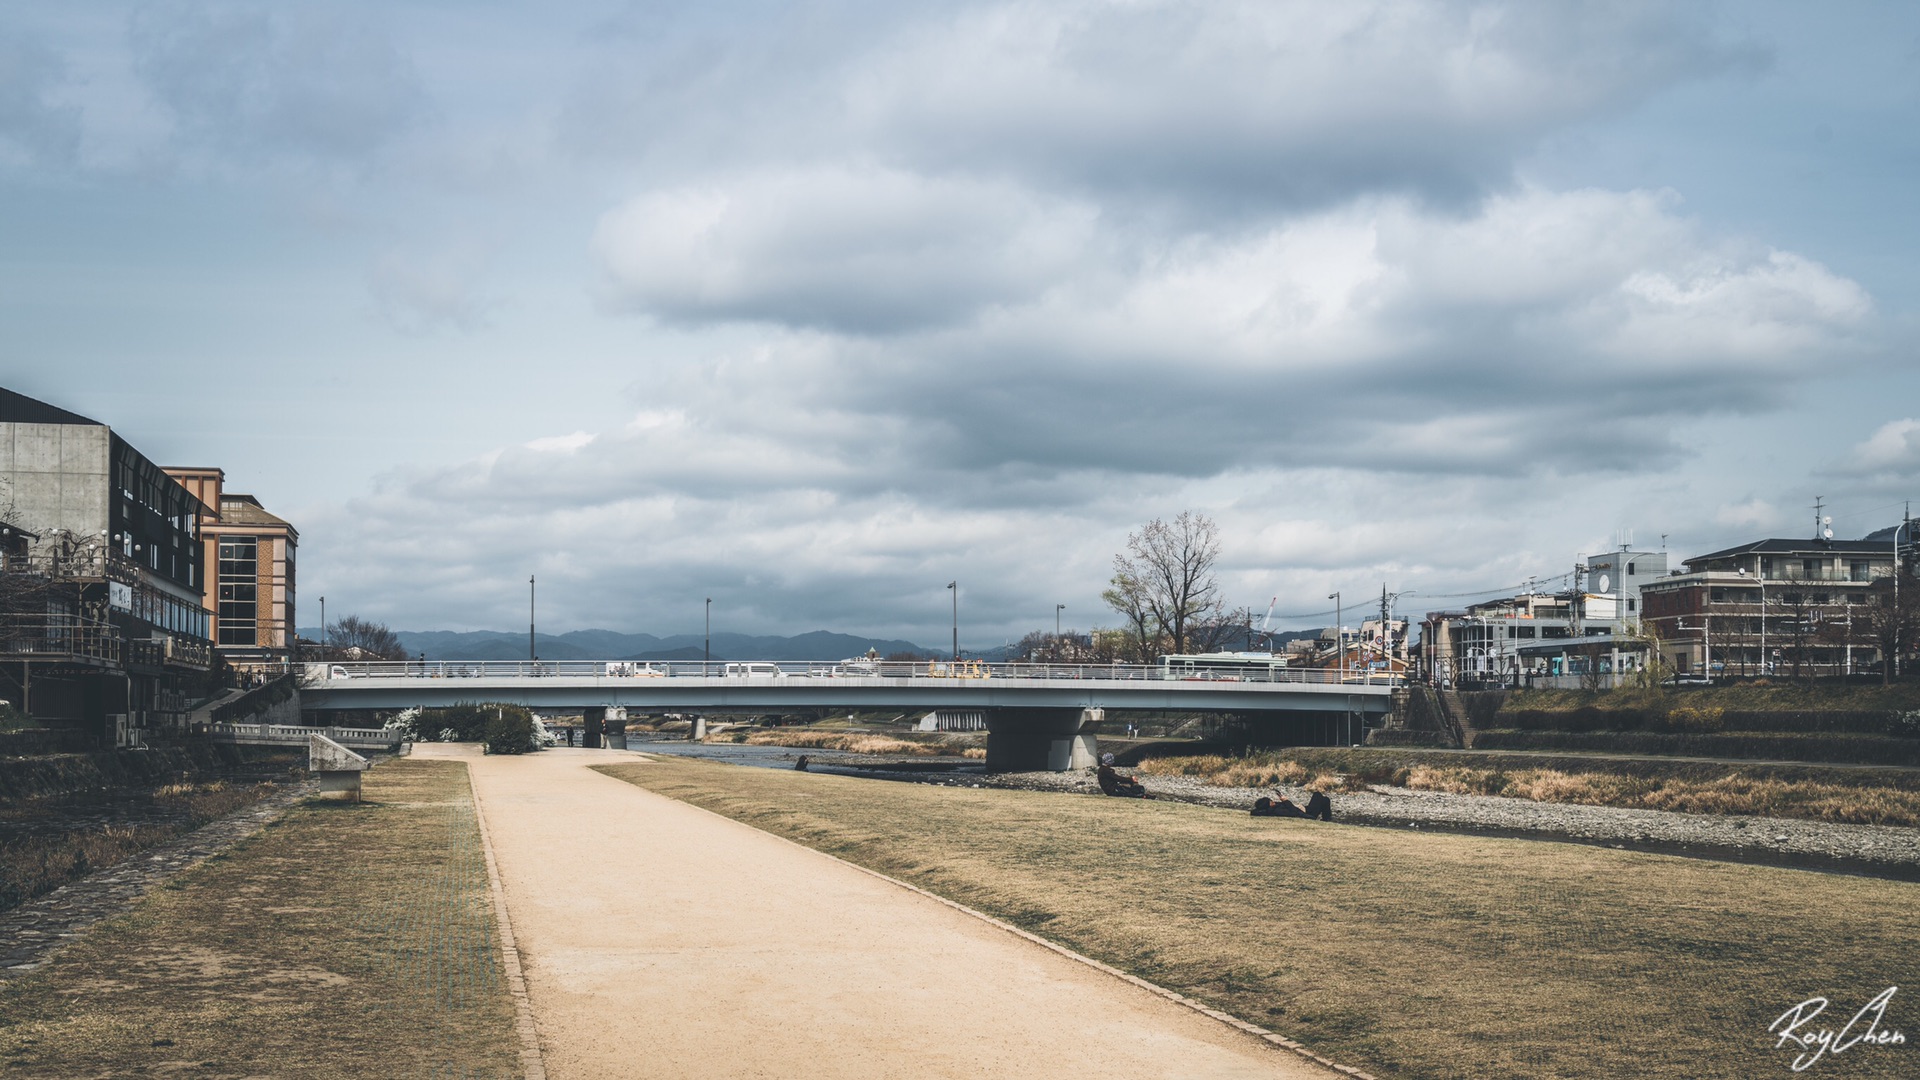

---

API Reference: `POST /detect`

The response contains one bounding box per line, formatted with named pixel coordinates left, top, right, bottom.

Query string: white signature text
left=1770, top=986, right=1906, bottom=1072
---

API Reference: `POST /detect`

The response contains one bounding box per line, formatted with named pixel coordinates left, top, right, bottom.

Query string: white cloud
left=594, top=165, right=1101, bottom=332
left=1844, top=418, right=1920, bottom=475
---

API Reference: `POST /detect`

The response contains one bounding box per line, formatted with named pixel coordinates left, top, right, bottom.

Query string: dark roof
left=1688, top=537, right=1892, bottom=564
left=0, top=387, right=102, bottom=427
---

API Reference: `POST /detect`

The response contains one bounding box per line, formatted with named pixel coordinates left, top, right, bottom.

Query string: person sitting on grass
left=1096, top=753, right=1148, bottom=798
left=1251, top=795, right=1306, bottom=817
left=1251, top=792, right=1335, bottom=820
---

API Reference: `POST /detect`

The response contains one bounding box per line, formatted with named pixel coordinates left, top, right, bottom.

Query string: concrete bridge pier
left=985, top=707, right=1102, bottom=772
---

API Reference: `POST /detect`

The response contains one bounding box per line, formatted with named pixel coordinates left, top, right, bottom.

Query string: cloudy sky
left=3, top=1, right=1918, bottom=649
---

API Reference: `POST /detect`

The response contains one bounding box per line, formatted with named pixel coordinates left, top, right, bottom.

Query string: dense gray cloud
left=565, top=0, right=1754, bottom=211
left=597, top=184, right=1871, bottom=478
left=5, top=1, right=1911, bottom=644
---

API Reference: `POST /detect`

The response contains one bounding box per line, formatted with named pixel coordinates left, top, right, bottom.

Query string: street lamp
left=318, top=596, right=326, bottom=649
left=1897, top=517, right=1914, bottom=678
left=1328, top=592, right=1342, bottom=681
left=705, top=597, right=711, bottom=677
left=529, top=575, right=537, bottom=662
left=948, top=581, right=958, bottom=661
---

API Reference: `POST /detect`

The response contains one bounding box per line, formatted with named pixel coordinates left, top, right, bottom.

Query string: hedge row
left=1499, top=707, right=1903, bottom=736
left=1470, top=728, right=1920, bottom=767
left=0, top=744, right=298, bottom=804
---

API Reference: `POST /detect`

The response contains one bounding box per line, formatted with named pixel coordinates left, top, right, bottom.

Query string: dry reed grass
left=0, top=782, right=274, bottom=912
left=740, top=730, right=982, bottom=757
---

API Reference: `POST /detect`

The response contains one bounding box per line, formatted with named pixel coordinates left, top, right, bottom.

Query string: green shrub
left=408, top=703, right=535, bottom=747
left=483, top=706, right=538, bottom=755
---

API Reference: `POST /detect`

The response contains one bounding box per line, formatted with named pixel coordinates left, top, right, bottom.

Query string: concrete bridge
left=301, top=659, right=1398, bottom=770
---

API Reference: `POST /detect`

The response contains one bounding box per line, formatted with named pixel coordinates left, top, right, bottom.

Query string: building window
left=218, top=536, right=258, bottom=646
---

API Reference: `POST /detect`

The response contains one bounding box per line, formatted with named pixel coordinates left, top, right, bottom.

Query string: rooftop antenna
left=1814, top=496, right=1831, bottom=541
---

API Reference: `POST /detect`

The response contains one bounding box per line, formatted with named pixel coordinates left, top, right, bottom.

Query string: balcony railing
left=0, top=614, right=122, bottom=663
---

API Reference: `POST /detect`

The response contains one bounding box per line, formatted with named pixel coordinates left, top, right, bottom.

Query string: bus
left=1159, top=652, right=1295, bottom=682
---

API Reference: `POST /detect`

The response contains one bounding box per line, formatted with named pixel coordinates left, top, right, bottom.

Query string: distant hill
left=338, top=628, right=938, bottom=662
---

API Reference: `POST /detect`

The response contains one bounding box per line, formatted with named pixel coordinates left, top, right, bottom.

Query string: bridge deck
left=300, top=660, right=1396, bottom=713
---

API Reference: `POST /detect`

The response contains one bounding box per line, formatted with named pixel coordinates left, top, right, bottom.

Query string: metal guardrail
left=304, top=658, right=1404, bottom=688
left=210, top=723, right=405, bottom=748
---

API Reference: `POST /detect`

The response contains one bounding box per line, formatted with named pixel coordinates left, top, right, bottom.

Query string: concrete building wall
left=0, top=421, right=111, bottom=537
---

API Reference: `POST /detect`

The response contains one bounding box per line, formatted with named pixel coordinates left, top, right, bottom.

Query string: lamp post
left=705, top=597, right=711, bottom=677
left=1328, top=592, right=1342, bottom=681
left=319, top=596, right=326, bottom=649
left=947, top=581, right=958, bottom=661
left=529, top=575, right=536, bottom=662
left=1897, top=515, right=1913, bottom=679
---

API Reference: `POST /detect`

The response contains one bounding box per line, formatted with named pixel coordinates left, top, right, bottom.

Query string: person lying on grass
left=1251, top=793, right=1334, bottom=821
left=1096, top=753, right=1149, bottom=798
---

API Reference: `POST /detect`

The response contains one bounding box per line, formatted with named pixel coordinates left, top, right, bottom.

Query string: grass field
left=603, top=756, right=1920, bottom=1080
left=0, top=758, right=522, bottom=1079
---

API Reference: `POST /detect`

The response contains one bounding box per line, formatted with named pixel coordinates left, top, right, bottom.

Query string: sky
left=2, top=0, right=1919, bottom=650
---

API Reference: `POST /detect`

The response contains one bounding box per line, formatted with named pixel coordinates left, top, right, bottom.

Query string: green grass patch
left=0, top=758, right=521, bottom=1079
left=601, top=756, right=1920, bottom=1080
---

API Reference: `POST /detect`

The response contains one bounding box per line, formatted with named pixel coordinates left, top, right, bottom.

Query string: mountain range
left=356, top=628, right=939, bottom=662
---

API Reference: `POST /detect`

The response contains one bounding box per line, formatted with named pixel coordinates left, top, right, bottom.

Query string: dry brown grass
left=0, top=781, right=278, bottom=912
left=1138, top=750, right=1920, bottom=825
left=0, top=758, right=521, bottom=1079
left=603, top=756, right=1920, bottom=1080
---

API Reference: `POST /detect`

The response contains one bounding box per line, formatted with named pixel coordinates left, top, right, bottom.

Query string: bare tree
left=1861, top=569, right=1920, bottom=685
left=1104, top=512, right=1225, bottom=661
left=327, top=615, right=407, bottom=660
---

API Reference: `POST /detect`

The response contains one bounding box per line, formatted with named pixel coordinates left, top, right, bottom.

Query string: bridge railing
left=303, top=658, right=1403, bottom=688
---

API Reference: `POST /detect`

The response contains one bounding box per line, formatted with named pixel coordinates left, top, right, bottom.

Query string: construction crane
left=1256, top=596, right=1278, bottom=652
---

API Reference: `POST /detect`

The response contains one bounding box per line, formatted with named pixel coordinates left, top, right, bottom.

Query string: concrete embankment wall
left=0, top=744, right=299, bottom=804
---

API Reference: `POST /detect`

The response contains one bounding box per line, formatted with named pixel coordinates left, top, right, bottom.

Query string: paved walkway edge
left=466, top=762, right=549, bottom=1080
left=618, top=759, right=1380, bottom=1080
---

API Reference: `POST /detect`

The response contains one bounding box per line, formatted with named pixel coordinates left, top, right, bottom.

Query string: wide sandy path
left=423, top=745, right=1341, bottom=1080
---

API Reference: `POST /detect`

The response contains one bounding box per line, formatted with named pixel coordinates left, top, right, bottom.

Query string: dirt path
left=424, top=745, right=1340, bottom=1080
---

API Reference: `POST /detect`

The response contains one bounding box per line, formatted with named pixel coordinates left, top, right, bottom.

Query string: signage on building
left=110, top=581, right=133, bottom=612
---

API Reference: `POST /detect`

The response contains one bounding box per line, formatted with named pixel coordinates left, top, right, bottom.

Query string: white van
left=722, top=662, right=786, bottom=679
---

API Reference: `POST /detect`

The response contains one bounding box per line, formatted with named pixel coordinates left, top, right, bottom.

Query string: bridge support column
left=985, top=708, right=1101, bottom=772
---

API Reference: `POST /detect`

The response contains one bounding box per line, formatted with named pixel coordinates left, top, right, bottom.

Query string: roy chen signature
left=1770, top=987, right=1906, bottom=1072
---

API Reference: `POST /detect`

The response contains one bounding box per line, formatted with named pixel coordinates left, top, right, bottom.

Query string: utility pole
left=1570, top=563, right=1584, bottom=639
left=1379, top=584, right=1391, bottom=667
left=1328, top=591, right=1342, bottom=680
left=1898, top=506, right=1911, bottom=680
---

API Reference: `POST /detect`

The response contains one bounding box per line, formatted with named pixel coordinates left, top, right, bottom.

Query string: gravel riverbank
left=960, top=769, right=1920, bottom=879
